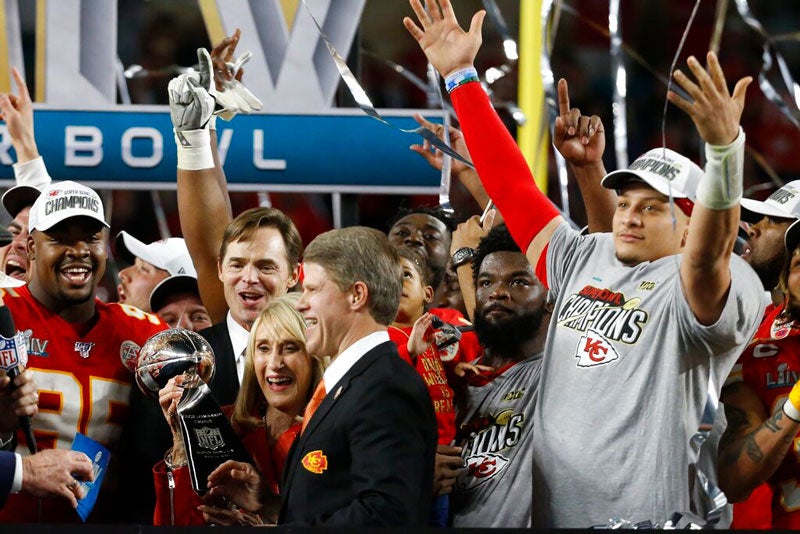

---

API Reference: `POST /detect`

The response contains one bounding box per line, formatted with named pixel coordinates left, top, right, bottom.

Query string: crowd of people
left=0, top=0, right=798, bottom=528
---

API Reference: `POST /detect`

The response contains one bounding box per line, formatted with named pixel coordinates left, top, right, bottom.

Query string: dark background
left=10, top=0, right=800, bottom=300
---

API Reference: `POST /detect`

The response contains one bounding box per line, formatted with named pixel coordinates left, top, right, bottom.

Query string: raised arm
left=404, top=0, right=563, bottom=285
left=0, top=68, right=38, bottom=164
left=554, top=78, right=615, bottom=233
left=668, top=52, right=752, bottom=325
left=173, top=33, right=242, bottom=324
left=0, top=68, right=52, bottom=189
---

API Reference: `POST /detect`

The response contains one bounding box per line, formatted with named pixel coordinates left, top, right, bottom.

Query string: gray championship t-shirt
left=533, top=223, right=762, bottom=528
left=451, top=354, right=541, bottom=528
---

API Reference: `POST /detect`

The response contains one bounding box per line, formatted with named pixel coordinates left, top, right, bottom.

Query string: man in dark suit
left=279, top=227, right=436, bottom=526
left=205, top=227, right=436, bottom=526
left=198, top=207, right=303, bottom=406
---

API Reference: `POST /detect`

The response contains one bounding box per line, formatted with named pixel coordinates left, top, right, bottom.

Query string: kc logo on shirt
left=558, top=285, right=648, bottom=368
left=575, top=329, right=619, bottom=367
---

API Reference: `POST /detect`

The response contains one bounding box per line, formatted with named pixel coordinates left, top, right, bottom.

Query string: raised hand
left=167, top=71, right=215, bottom=132
left=201, top=29, right=263, bottom=120
left=667, top=52, right=751, bottom=146
left=553, top=78, right=605, bottom=168
left=403, top=0, right=486, bottom=78
left=0, top=68, right=38, bottom=162
left=410, top=113, right=472, bottom=175
left=408, top=312, right=435, bottom=358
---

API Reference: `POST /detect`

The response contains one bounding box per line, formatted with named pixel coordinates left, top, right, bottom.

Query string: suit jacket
left=200, top=321, right=240, bottom=406
left=0, top=451, right=15, bottom=508
left=279, top=341, right=437, bottom=526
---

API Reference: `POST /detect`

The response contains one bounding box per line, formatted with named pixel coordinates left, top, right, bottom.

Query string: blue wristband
left=445, top=67, right=480, bottom=93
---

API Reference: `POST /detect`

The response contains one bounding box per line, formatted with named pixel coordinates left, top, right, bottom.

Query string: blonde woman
left=153, top=294, right=324, bottom=525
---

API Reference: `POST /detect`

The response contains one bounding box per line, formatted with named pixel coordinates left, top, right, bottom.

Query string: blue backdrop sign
left=0, top=107, right=442, bottom=193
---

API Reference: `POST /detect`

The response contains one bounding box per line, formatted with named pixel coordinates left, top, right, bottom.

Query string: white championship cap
left=28, top=181, right=109, bottom=232
left=601, top=148, right=703, bottom=201
left=115, top=233, right=194, bottom=276
left=741, top=180, right=800, bottom=224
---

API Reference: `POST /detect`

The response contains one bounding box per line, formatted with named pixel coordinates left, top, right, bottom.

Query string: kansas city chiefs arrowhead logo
left=302, top=450, right=328, bottom=474
left=456, top=453, right=510, bottom=492
left=575, top=329, right=619, bottom=367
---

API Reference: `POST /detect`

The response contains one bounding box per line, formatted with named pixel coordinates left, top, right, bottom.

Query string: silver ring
left=67, top=479, right=78, bottom=490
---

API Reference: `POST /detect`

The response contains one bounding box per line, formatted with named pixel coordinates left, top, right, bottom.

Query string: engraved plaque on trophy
left=137, top=329, right=253, bottom=494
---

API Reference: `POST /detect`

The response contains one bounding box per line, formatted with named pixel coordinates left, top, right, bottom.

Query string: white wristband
left=784, top=399, right=800, bottom=423
left=174, top=128, right=214, bottom=171
left=696, top=127, right=745, bottom=210
left=207, top=114, right=217, bottom=132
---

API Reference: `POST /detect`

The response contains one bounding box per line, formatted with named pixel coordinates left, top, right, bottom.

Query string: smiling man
left=739, top=181, right=800, bottom=294
left=0, top=180, right=167, bottom=523
left=199, top=207, right=303, bottom=406
left=279, top=226, right=436, bottom=526
left=405, top=0, right=763, bottom=526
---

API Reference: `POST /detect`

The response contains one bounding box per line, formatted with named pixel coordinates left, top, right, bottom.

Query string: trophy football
left=137, top=329, right=252, bottom=494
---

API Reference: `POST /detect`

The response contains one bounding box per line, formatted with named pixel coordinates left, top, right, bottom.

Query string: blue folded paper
left=70, top=433, right=110, bottom=522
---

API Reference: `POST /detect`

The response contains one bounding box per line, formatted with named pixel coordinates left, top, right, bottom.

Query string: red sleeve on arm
left=451, top=82, right=560, bottom=253
left=536, top=242, right=550, bottom=290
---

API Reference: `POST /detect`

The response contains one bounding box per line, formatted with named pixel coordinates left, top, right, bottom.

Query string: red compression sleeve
left=450, top=82, right=560, bottom=254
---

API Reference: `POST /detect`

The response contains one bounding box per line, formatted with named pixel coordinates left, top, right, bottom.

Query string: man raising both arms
left=405, top=0, right=762, bottom=527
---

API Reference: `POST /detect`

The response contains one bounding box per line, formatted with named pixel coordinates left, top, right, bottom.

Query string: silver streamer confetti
left=539, top=0, right=570, bottom=219
left=688, top=378, right=728, bottom=527
left=609, top=0, right=629, bottom=169
left=735, top=0, right=800, bottom=128
left=300, top=0, right=474, bottom=175
left=427, top=63, right=454, bottom=213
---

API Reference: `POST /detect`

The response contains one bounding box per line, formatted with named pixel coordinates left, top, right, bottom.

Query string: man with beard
left=436, top=224, right=550, bottom=528
left=739, top=181, right=800, bottom=301
left=718, top=181, right=800, bottom=528
left=717, top=219, right=800, bottom=529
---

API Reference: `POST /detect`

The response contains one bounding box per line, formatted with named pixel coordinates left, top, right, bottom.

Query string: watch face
left=453, top=247, right=474, bottom=268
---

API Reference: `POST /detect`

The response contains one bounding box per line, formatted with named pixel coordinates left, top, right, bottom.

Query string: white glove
left=167, top=72, right=214, bottom=132
left=197, top=48, right=263, bottom=121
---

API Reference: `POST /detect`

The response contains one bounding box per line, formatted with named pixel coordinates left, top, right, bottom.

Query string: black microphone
left=0, top=306, right=37, bottom=454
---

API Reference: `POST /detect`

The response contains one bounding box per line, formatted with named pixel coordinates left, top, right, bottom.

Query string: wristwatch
left=451, top=247, right=476, bottom=269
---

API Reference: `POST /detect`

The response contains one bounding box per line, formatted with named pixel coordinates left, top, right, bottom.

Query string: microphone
left=0, top=306, right=37, bottom=454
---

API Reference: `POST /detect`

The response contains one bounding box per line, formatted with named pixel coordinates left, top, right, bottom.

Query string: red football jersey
left=728, top=303, right=800, bottom=529
left=0, top=285, right=166, bottom=523
left=389, top=324, right=456, bottom=445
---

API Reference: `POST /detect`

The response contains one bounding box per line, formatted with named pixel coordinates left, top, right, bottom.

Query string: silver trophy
left=136, top=328, right=251, bottom=494
left=135, top=328, right=215, bottom=399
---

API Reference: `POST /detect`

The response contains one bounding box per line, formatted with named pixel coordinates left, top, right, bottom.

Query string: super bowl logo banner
left=2, top=0, right=365, bottom=113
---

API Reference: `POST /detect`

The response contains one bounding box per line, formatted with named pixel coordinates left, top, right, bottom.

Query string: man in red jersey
left=718, top=220, right=800, bottom=529
left=0, top=180, right=167, bottom=523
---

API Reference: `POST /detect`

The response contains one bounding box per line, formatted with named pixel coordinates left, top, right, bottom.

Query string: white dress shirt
left=226, top=312, right=250, bottom=385
left=322, top=331, right=389, bottom=394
